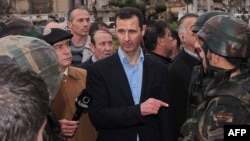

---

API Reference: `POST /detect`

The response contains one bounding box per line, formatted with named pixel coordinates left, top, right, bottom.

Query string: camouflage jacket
left=181, top=68, right=250, bottom=141
left=187, top=65, right=214, bottom=118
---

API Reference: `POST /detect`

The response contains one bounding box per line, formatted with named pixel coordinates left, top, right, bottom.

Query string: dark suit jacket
left=144, top=50, right=172, bottom=67
left=168, top=49, right=200, bottom=140
left=76, top=56, right=94, bottom=70
left=86, top=53, right=175, bottom=141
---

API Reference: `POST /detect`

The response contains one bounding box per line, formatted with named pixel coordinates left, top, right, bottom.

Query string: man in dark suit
left=168, top=13, right=200, bottom=140
left=86, top=7, right=175, bottom=141
left=143, top=20, right=173, bottom=66
left=77, top=30, right=114, bottom=70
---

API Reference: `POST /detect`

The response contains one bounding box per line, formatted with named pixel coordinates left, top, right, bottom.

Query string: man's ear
left=142, top=24, right=146, bottom=36
left=90, top=43, right=95, bottom=52
left=157, top=37, right=164, bottom=44
left=211, top=52, right=220, bottom=64
left=172, top=39, right=177, bottom=47
left=178, top=32, right=185, bottom=42
left=66, top=21, right=71, bottom=29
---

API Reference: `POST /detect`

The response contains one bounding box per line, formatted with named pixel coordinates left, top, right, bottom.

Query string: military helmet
left=198, top=15, right=250, bottom=58
left=192, top=11, right=229, bottom=33
left=0, top=35, right=62, bottom=102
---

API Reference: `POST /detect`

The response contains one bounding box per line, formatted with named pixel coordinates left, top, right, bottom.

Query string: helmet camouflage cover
left=198, top=15, right=250, bottom=58
left=192, top=11, right=229, bottom=33
left=0, top=35, right=62, bottom=102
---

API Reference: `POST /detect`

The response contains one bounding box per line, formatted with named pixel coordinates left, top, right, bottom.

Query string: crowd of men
left=0, top=5, right=249, bottom=141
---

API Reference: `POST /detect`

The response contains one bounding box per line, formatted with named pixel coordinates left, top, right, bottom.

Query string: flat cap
left=43, top=28, right=73, bottom=45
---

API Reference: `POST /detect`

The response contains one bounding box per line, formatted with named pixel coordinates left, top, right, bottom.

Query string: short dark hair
left=206, top=46, right=244, bottom=68
left=144, top=20, right=169, bottom=51
left=170, top=29, right=181, bottom=49
left=89, top=21, right=108, bottom=36
left=67, top=6, right=89, bottom=21
left=0, top=62, right=50, bottom=141
left=115, top=7, right=144, bottom=29
left=90, top=30, right=112, bottom=45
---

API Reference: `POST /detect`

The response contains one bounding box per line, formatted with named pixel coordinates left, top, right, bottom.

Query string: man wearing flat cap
left=43, top=28, right=97, bottom=141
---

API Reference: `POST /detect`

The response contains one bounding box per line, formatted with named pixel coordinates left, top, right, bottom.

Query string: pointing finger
left=155, top=99, right=169, bottom=107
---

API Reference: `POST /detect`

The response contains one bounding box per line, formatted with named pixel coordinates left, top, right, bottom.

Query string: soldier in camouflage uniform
left=187, top=11, right=229, bottom=119
left=180, top=15, right=250, bottom=141
left=0, top=35, right=61, bottom=102
left=0, top=15, right=65, bottom=141
left=0, top=35, right=63, bottom=141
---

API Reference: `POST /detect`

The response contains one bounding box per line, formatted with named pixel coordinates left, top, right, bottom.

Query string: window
left=31, top=0, right=52, bottom=14
left=213, top=0, right=223, bottom=2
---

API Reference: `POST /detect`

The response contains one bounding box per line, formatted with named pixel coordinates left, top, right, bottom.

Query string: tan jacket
left=51, top=66, right=97, bottom=141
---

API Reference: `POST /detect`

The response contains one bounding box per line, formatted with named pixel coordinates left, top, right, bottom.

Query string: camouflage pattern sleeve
left=196, top=95, right=250, bottom=141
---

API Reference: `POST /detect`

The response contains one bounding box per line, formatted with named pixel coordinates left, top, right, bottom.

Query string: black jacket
left=86, top=52, right=175, bottom=141
left=168, top=49, right=200, bottom=140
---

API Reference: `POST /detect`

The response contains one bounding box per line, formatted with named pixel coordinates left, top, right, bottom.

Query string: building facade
left=2, top=0, right=250, bottom=22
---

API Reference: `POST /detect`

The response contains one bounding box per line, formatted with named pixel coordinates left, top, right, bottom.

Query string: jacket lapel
left=110, top=53, right=135, bottom=105
left=140, top=56, right=154, bottom=102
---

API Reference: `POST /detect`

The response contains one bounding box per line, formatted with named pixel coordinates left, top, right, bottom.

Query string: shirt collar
left=69, top=35, right=91, bottom=48
left=85, top=35, right=91, bottom=48
left=91, top=56, right=97, bottom=63
left=63, top=67, right=69, bottom=76
left=184, top=48, right=200, bottom=61
left=118, top=47, right=144, bottom=65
